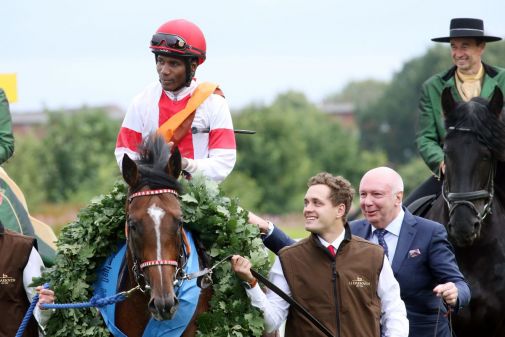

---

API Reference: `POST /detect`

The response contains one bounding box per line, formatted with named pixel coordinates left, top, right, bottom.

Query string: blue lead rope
left=40, top=291, right=128, bottom=310
left=15, top=283, right=48, bottom=337
left=15, top=283, right=138, bottom=337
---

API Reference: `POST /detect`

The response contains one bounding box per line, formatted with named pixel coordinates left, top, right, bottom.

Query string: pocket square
left=409, top=248, right=421, bottom=258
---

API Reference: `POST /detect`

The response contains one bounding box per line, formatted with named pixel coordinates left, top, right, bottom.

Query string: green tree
left=232, top=91, right=385, bottom=214
left=40, top=108, right=120, bottom=202
left=6, top=107, right=121, bottom=207
left=397, top=157, right=432, bottom=197
left=324, top=79, right=388, bottom=110
left=4, top=133, right=46, bottom=208
left=359, top=45, right=452, bottom=163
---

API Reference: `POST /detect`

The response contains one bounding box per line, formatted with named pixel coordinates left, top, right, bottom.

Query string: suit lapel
left=481, top=72, right=498, bottom=98
left=392, top=211, right=417, bottom=274
left=351, top=221, right=372, bottom=240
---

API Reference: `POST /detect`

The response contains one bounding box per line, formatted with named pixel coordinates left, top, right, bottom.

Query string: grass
left=278, top=224, right=309, bottom=241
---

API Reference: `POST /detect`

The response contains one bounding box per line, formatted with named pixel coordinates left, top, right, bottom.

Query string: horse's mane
left=445, top=97, right=505, bottom=159
left=135, top=134, right=182, bottom=194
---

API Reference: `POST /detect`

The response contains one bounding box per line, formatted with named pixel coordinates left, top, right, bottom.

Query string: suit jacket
left=415, top=63, right=505, bottom=176
left=263, top=209, right=471, bottom=337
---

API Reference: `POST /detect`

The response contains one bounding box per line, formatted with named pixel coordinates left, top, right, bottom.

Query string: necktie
left=374, top=229, right=389, bottom=259
left=328, top=245, right=336, bottom=257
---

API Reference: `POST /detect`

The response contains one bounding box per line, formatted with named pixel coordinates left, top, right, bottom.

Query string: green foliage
left=37, top=182, right=127, bottom=337
left=397, top=157, right=432, bottom=197
left=220, top=171, right=264, bottom=211
left=5, top=133, right=46, bottom=207
left=324, top=79, right=388, bottom=110
left=41, top=109, right=120, bottom=202
left=38, top=176, right=270, bottom=337
left=359, top=45, right=452, bottom=163
left=483, top=43, right=505, bottom=66
left=5, top=108, right=120, bottom=209
left=232, top=91, right=385, bottom=214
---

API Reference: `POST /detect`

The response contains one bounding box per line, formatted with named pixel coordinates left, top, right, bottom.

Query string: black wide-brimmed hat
left=431, top=18, right=502, bottom=43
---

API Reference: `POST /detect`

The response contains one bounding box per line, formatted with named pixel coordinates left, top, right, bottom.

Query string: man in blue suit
left=257, top=167, right=470, bottom=337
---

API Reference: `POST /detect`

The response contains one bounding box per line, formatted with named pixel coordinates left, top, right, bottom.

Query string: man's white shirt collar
left=318, top=229, right=346, bottom=251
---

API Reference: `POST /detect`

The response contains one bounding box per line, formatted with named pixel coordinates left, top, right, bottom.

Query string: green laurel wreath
left=38, top=175, right=270, bottom=337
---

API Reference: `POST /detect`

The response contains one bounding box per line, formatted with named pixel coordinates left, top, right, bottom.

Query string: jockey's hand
left=181, top=157, right=189, bottom=170
left=248, top=212, right=270, bottom=235
left=36, top=286, right=55, bottom=310
left=433, top=282, right=458, bottom=306
left=440, top=161, right=446, bottom=175
left=231, top=255, right=254, bottom=282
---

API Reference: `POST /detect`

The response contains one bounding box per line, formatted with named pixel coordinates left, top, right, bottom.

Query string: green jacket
left=416, top=63, right=505, bottom=176
left=0, top=89, right=14, bottom=164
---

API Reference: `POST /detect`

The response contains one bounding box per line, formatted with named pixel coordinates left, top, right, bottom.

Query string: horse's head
left=122, top=134, right=184, bottom=320
left=441, top=86, right=505, bottom=246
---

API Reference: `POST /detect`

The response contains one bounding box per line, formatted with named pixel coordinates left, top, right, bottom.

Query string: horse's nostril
left=148, top=298, right=156, bottom=313
left=148, top=295, right=179, bottom=317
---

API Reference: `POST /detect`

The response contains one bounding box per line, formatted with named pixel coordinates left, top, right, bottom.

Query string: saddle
left=407, top=194, right=437, bottom=217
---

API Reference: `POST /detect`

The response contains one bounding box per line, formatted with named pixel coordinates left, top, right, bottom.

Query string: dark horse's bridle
left=127, top=188, right=190, bottom=294
left=442, top=126, right=495, bottom=224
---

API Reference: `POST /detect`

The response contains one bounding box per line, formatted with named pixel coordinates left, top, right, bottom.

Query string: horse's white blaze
left=148, top=204, right=165, bottom=286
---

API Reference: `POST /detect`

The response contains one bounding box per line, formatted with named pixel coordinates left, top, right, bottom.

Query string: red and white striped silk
left=115, top=79, right=236, bottom=182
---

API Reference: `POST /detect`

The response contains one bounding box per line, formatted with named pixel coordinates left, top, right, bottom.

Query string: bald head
left=359, top=167, right=404, bottom=229
left=361, top=167, right=404, bottom=194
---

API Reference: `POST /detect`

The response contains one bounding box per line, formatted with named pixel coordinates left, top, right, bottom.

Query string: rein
left=433, top=297, right=453, bottom=337
left=442, top=126, right=495, bottom=223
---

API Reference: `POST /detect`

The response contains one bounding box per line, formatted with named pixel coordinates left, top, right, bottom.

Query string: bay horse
left=423, top=87, right=505, bottom=336
left=114, top=134, right=211, bottom=336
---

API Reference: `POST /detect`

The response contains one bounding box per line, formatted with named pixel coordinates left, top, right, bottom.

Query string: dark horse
left=115, top=134, right=211, bottom=336
left=423, top=87, right=505, bottom=336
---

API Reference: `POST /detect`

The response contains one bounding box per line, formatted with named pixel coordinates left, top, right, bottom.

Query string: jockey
left=115, top=19, right=236, bottom=183
left=101, top=20, right=237, bottom=336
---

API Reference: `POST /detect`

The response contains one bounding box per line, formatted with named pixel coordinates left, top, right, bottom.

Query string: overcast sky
left=2, top=0, right=504, bottom=113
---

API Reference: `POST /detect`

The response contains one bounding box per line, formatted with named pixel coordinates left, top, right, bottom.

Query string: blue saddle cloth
left=94, top=230, right=201, bottom=337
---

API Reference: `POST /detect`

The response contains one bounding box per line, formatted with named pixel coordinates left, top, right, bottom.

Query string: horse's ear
left=122, top=154, right=139, bottom=187
left=168, top=146, right=182, bottom=179
left=488, top=86, right=504, bottom=117
left=441, top=87, right=457, bottom=117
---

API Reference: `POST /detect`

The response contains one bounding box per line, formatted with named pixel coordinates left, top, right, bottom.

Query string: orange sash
left=157, top=82, right=218, bottom=145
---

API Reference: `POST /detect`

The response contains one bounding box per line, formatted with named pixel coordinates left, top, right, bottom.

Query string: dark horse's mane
left=133, top=135, right=182, bottom=194
left=445, top=97, right=505, bottom=159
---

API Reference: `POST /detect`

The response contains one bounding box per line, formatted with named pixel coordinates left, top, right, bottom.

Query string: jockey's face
left=450, top=38, right=485, bottom=75
left=359, top=169, right=403, bottom=229
left=156, top=55, right=193, bottom=91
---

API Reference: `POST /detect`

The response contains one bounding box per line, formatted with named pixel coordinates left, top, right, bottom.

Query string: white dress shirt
left=369, top=209, right=405, bottom=263
left=246, top=231, right=409, bottom=336
left=24, top=247, right=52, bottom=332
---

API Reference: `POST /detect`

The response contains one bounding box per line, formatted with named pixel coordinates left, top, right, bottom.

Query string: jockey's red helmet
left=150, top=19, right=206, bottom=65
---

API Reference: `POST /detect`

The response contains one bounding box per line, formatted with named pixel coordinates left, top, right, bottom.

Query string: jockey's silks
left=94, top=230, right=201, bottom=336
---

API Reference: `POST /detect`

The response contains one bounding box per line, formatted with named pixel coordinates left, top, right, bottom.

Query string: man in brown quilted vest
left=0, top=221, right=54, bottom=336
left=231, top=172, right=409, bottom=337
